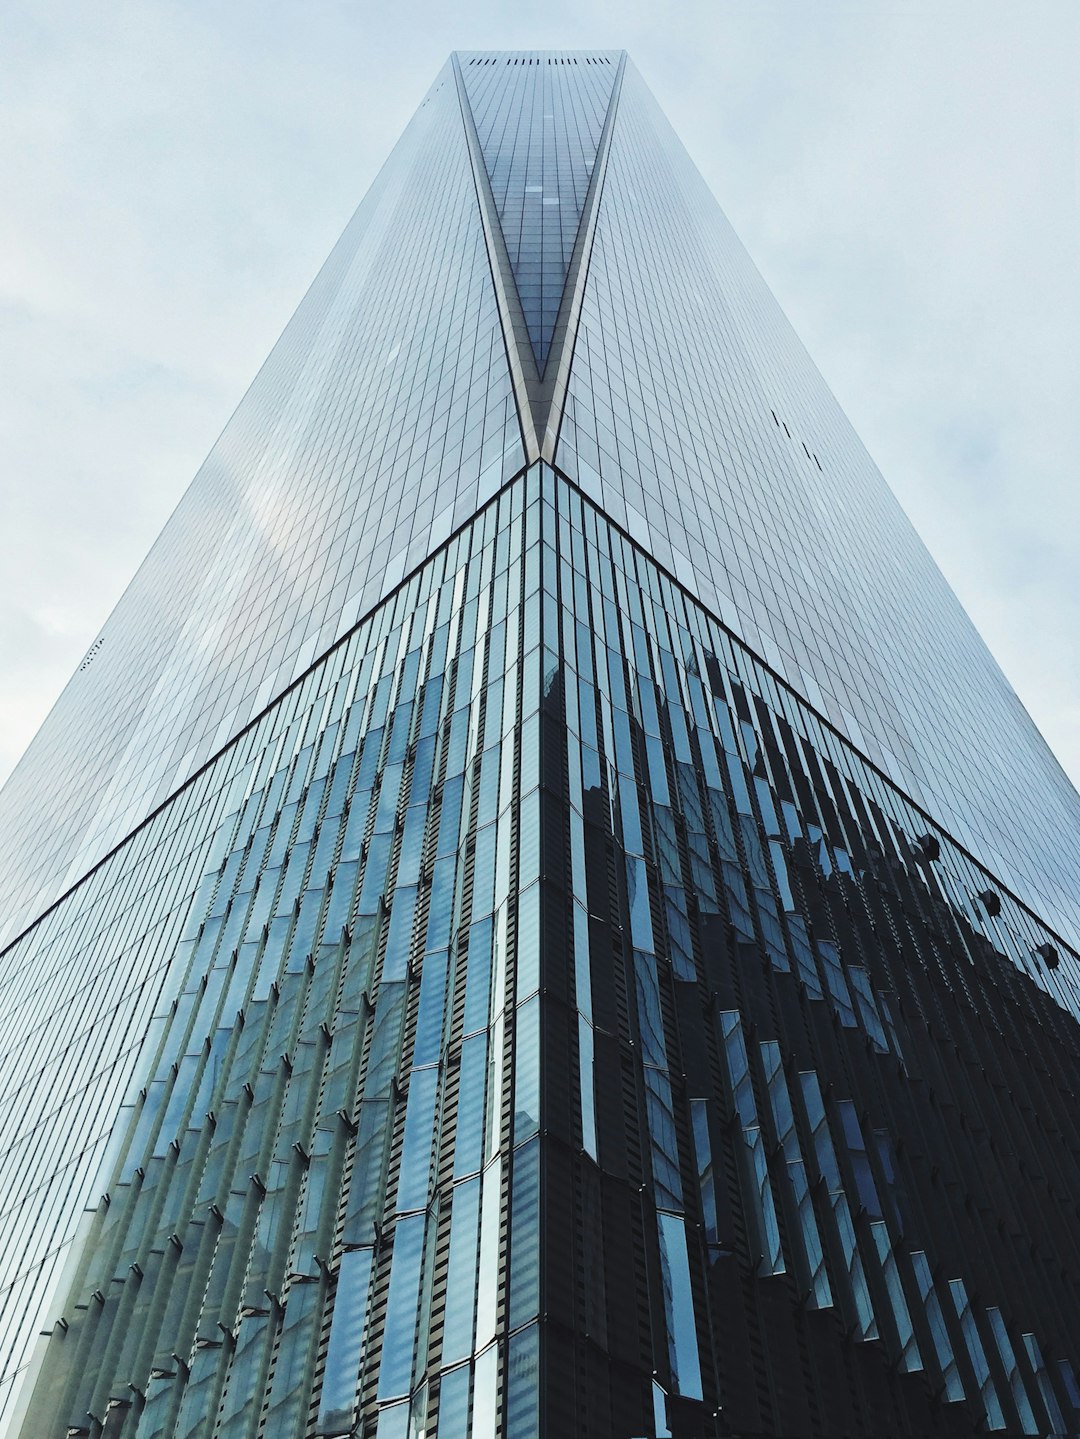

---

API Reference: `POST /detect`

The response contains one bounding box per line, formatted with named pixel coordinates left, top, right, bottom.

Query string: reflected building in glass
left=3, top=49, right=1080, bottom=1439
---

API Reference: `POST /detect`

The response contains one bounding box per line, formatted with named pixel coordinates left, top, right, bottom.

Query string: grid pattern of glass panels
left=5, top=48, right=1080, bottom=1439
left=0, top=58, right=524, bottom=950
left=5, top=477, right=541, bottom=1436
left=532, top=467, right=1080, bottom=1437
left=5, top=466, right=1080, bottom=1438
left=5, top=46, right=1079, bottom=979
left=458, top=52, right=617, bottom=371
left=554, top=58, right=1080, bottom=947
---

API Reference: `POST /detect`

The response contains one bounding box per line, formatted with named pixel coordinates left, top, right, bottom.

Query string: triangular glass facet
left=460, top=54, right=618, bottom=371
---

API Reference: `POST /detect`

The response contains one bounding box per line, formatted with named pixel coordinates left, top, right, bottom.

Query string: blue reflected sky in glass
left=656, top=1212, right=703, bottom=1401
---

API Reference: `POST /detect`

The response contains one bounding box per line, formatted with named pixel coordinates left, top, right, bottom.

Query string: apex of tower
left=452, top=48, right=626, bottom=64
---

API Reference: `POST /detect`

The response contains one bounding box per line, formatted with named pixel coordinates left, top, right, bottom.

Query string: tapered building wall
left=6, top=477, right=544, bottom=1437
left=3, top=50, right=1080, bottom=1439
left=552, top=58, right=1080, bottom=942
left=0, top=58, right=525, bottom=952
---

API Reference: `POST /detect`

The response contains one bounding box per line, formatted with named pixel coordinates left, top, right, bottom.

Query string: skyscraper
left=2, top=45, right=1079, bottom=1437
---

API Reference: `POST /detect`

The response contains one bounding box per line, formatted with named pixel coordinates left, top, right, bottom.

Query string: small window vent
left=771, top=407, right=824, bottom=471
left=79, top=637, right=105, bottom=672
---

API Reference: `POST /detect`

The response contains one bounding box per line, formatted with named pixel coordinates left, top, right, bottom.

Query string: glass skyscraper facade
left=2, top=50, right=1079, bottom=1439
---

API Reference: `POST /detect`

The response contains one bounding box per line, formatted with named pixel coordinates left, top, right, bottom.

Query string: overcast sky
left=1, top=0, right=1077, bottom=796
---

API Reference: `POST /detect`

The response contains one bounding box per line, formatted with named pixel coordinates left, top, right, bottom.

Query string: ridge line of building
left=451, top=52, right=542, bottom=462
left=538, top=51, right=626, bottom=462
left=3, top=460, right=1074, bottom=983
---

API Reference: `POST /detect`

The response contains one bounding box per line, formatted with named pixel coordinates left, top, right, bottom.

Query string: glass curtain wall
left=8, top=465, right=1080, bottom=1438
